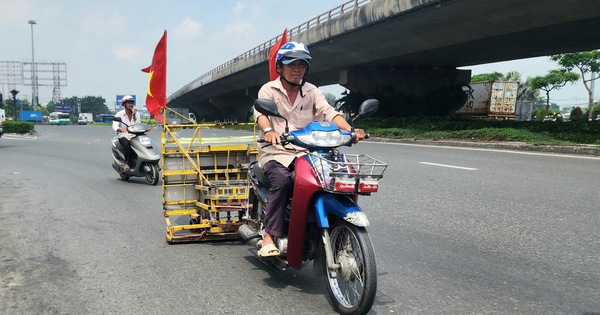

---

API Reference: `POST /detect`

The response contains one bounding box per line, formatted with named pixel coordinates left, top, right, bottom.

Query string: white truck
left=0, top=109, right=5, bottom=137
left=77, top=113, right=93, bottom=125
left=166, top=107, right=196, bottom=125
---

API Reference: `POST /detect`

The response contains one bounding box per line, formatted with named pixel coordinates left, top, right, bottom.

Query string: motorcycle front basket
left=309, top=153, right=387, bottom=194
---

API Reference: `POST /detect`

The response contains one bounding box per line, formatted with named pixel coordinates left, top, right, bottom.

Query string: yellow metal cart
left=161, top=108, right=258, bottom=243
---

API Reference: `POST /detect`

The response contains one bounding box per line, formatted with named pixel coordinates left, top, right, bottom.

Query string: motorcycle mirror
left=113, top=116, right=123, bottom=123
left=254, top=98, right=283, bottom=119
left=254, top=98, right=289, bottom=133
left=352, top=99, right=379, bottom=124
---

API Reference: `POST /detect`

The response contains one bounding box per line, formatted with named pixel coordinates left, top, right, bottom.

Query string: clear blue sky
left=1, top=0, right=595, bottom=110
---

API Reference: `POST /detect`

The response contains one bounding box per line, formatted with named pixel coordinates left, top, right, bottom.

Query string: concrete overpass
left=168, top=0, right=600, bottom=120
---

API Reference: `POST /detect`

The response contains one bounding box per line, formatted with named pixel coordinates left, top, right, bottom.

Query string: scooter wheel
left=146, top=164, right=160, bottom=185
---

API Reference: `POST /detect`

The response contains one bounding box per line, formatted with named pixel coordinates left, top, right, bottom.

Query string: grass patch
left=360, top=118, right=600, bottom=146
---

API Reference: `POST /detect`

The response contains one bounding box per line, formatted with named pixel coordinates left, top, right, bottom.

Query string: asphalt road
left=1, top=125, right=599, bottom=315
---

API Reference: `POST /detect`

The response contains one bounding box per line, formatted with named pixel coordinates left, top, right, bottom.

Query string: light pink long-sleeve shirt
left=254, top=78, right=342, bottom=167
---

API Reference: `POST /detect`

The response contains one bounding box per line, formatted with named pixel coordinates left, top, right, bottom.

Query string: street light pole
left=28, top=20, right=37, bottom=108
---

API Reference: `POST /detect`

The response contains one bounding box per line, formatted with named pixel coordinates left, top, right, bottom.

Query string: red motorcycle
left=239, top=98, right=387, bottom=315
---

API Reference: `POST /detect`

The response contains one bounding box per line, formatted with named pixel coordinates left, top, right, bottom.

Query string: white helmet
left=121, top=95, right=135, bottom=106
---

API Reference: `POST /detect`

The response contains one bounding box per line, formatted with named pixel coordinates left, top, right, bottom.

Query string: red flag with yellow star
left=268, top=28, right=287, bottom=81
left=141, top=30, right=167, bottom=123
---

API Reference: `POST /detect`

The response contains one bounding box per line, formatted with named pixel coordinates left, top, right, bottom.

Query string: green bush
left=2, top=121, right=34, bottom=134
left=358, top=117, right=600, bottom=145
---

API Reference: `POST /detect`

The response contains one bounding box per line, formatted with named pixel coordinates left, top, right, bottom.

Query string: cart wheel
left=190, top=218, right=200, bottom=233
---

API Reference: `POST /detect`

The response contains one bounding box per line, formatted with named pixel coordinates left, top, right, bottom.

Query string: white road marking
left=419, top=162, right=478, bottom=170
left=370, top=141, right=600, bottom=160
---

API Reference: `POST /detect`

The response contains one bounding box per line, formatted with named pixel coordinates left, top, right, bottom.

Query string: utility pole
left=591, top=72, right=596, bottom=120
left=29, top=20, right=37, bottom=107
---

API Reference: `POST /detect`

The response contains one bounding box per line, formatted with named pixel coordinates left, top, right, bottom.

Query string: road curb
left=369, top=137, right=600, bottom=157
left=2, top=133, right=38, bottom=140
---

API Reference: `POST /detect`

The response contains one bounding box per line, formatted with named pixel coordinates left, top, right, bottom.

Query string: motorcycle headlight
left=296, top=130, right=352, bottom=148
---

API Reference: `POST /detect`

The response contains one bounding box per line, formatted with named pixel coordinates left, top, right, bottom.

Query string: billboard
left=54, top=104, right=72, bottom=112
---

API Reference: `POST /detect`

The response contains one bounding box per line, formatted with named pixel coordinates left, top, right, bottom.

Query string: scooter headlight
left=139, top=136, right=152, bottom=146
left=296, top=130, right=352, bottom=148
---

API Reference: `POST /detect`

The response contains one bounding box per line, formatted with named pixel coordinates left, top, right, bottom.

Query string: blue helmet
left=276, top=42, right=311, bottom=66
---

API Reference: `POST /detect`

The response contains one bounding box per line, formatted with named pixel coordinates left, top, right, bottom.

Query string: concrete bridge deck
left=168, top=0, right=600, bottom=120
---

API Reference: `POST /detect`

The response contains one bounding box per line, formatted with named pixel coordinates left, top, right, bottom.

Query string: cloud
left=112, top=45, right=143, bottom=60
left=173, top=17, right=203, bottom=38
left=223, top=1, right=261, bottom=40
left=232, top=1, right=247, bottom=17
left=0, top=0, right=30, bottom=23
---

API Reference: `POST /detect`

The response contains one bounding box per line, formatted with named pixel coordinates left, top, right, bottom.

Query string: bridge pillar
left=188, top=100, right=219, bottom=122
left=209, top=90, right=256, bottom=122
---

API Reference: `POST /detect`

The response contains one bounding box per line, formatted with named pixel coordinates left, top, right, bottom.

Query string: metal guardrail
left=187, top=0, right=371, bottom=87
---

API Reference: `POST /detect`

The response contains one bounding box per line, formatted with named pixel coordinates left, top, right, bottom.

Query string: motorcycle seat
left=252, top=162, right=295, bottom=191
left=252, top=162, right=271, bottom=190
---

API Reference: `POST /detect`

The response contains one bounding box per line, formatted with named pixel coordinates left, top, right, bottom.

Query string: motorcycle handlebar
left=257, top=132, right=370, bottom=144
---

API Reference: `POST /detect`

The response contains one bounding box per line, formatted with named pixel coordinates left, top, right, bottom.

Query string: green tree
left=570, top=106, right=584, bottom=121
left=60, top=96, right=109, bottom=116
left=530, top=69, right=579, bottom=111
left=45, top=101, right=55, bottom=113
left=323, top=93, right=337, bottom=107
left=470, top=72, right=504, bottom=83
left=503, top=71, right=521, bottom=82
left=550, top=50, right=600, bottom=120
left=532, top=100, right=559, bottom=113
left=2, top=97, right=34, bottom=120
left=517, top=77, right=539, bottom=102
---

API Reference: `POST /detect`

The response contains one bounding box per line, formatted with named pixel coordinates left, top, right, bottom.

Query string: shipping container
left=457, top=81, right=519, bottom=118
left=19, top=110, right=43, bottom=122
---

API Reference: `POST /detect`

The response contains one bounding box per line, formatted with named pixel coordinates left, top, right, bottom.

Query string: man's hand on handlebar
left=264, top=130, right=280, bottom=145
left=353, top=128, right=366, bottom=144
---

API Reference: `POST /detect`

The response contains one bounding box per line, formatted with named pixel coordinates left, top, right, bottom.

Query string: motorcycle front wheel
left=146, top=164, right=160, bottom=185
left=323, top=217, right=377, bottom=315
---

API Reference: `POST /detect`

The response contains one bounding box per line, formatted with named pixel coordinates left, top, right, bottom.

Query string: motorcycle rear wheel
left=146, top=164, right=160, bottom=185
left=323, top=218, right=377, bottom=315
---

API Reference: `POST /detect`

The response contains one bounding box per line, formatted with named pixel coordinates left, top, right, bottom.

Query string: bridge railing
left=188, top=0, right=371, bottom=87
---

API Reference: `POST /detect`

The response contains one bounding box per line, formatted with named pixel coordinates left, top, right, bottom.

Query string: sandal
left=258, top=243, right=280, bottom=257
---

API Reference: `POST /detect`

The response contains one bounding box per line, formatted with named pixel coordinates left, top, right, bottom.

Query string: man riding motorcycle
left=253, top=42, right=366, bottom=257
